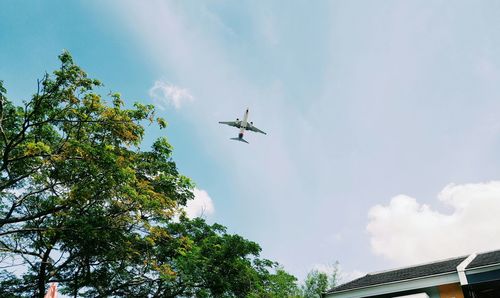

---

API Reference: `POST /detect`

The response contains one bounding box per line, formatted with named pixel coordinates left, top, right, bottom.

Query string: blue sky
left=3, top=0, right=500, bottom=281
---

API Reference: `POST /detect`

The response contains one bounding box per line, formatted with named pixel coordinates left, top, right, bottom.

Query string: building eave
left=467, top=262, right=500, bottom=274
left=325, top=271, right=460, bottom=298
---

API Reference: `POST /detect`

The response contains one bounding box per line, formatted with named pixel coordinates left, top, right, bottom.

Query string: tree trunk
left=37, top=247, right=52, bottom=298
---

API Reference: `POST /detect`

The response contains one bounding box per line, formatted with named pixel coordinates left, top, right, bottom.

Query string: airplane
left=219, top=108, right=266, bottom=144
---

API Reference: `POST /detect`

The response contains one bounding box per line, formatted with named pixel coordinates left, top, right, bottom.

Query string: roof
left=467, top=250, right=500, bottom=269
left=328, top=256, right=466, bottom=294
left=327, top=250, right=500, bottom=294
left=328, top=249, right=500, bottom=295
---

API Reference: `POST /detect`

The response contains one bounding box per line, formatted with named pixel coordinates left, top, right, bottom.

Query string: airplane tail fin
left=230, top=137, right=249, bottom=144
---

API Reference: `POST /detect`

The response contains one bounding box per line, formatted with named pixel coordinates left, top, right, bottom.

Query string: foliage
left=301, top=262, right=340, bottom=298
left=0, top=52, right=298, bottom=297
left=251, top=266, right=301, bottom=298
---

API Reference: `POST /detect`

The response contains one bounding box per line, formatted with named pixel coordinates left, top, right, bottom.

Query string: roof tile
left=467, top=250, right=500, bottom=269
left=328, top=256, right=466, bottom=293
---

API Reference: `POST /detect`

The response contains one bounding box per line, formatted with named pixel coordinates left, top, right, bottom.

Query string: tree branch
left=0, top=205, right=67, bottom=226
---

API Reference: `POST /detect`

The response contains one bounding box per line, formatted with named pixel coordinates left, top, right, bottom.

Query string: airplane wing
left=246, top=124, right=267, bottom=135
left=219, top=121, right=241, bottom=128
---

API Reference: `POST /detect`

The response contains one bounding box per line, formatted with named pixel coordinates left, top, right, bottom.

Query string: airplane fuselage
left=238, top=108, right=250, bottom=139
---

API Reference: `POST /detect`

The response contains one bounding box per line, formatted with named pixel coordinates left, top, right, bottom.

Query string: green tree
left=0, top=52, right=297, bottom=297
left=301, top=262, right=340, bottom=298
left=261, top=266, right=301, bottom=297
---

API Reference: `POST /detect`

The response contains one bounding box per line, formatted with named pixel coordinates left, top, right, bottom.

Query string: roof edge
left=326, top=270, right=458, bottom=295
left=365, top=255, right=467, bottom=276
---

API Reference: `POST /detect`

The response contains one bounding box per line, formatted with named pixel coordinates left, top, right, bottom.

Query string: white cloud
left=149, top=80, right=193, bottom=109
left=367, top=181, right=500, bottom=266
left=184, top=188, right=215, bottom=219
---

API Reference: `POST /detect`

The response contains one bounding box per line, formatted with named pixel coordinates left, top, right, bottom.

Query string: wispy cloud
left=312, top=262, right=365, bottom=284
left=184, top=188, right=215, bottom=219
left=149, top=80, right=193, bottom=109
left=367, top=181, right=500, bottom=266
